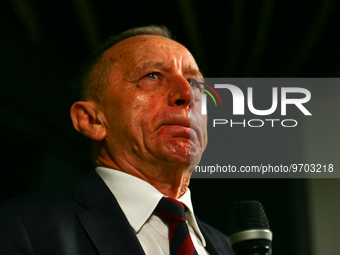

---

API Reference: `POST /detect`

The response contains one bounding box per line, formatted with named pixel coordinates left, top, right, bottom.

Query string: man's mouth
left=158, top=125, right=191, bottom=139
left=155, top=113, right=201, bottom=142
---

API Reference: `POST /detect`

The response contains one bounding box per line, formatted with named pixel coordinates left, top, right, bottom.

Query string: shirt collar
left=95, top=166, right=206, bottom=246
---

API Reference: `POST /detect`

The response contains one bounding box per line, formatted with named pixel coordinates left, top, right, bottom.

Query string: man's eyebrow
left=126, top=62, right=203, bottom=79
left=127, top=61, right=165, bottom=79
left=187, top=65, right=203, bottom=78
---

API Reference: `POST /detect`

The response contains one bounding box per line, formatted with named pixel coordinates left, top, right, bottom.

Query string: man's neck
left=95, top=156, right=191, bottom=199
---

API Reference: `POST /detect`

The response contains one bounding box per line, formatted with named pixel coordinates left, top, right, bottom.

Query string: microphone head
left=229, top=200, right=270, bottom=234
left=228, top=200, right=272, bottom=255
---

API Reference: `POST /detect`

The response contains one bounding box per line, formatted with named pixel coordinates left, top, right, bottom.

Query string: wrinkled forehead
left=102, top=35, right=199, bottom=72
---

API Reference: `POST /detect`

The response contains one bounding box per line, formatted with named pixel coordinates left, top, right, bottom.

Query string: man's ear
left=70, top=101, right=106, bottom=141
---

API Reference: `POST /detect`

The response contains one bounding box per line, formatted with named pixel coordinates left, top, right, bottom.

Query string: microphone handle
left=232, top=239, right=272, bottom=255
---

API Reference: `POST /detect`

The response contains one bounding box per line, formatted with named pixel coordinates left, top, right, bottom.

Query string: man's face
left=97, top=35, right=207, bottom=172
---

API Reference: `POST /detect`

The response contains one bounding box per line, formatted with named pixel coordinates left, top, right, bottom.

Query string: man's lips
left=158, top=116, right=190, bottom=128
left=158, top=125, right=191, bottom=139
left=155, top=113, right=194, bottom=131
left=155, top=114, right=200, bottom=141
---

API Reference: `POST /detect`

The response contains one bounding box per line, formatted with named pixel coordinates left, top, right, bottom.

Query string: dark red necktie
left=155, top=197, right=198, bottom=255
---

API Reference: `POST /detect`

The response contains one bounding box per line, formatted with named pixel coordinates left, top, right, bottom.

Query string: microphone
left=228, top=201, right=272, bottom=255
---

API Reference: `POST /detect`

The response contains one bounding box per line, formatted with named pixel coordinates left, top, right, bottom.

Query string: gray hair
left=72, top=25, right=172, bottom=101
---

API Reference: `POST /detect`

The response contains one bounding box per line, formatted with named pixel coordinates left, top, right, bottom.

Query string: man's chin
left=164, top=146, right=203, bottom=169
left=165, top=145, right=191, bottom=164
left=148, top=138, right=204, bottom=166
left=150, top=141, right=189, bottom=164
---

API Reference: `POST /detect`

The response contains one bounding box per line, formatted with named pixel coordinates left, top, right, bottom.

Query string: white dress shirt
left=95, top=166, right=209, bottom=255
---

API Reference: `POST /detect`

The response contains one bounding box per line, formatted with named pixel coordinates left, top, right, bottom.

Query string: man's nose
left=168, top=75, right=194, bottom=110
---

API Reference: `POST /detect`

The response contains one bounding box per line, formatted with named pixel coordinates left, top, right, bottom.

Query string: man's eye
left=189, top=79, right=199, bottom=88
left=190, top=80, right=206, bottom=94
left=145, top=73, right=158, bottom=79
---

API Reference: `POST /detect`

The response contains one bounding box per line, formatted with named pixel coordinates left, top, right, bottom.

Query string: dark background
left=1, top=1, right=339, bottom=254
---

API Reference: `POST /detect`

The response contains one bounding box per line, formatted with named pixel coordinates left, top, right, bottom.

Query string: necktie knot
left=155, top=197, right=198, bottom=255
left=155, top=197, right=186, bottom=225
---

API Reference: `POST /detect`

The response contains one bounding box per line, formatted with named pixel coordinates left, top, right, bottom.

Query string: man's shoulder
left=0, top=172, right=114, bottom=255
left=1, top=189, right=75, bottom=210
left=0, top=170, right=105, bottom=214
left=0, top=188, right=83, bottom=231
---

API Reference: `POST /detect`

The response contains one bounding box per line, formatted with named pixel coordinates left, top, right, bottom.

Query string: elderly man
left=0, top=26, right=232, bottom=255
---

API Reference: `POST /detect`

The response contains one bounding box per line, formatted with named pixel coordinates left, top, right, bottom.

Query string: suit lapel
left=197, top=219, right=233, bottom=255
left=73, top=171, right=145, bottom=255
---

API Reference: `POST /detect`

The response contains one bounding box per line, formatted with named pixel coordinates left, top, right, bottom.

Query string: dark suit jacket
left=0, top=171, right=233, bottom=255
